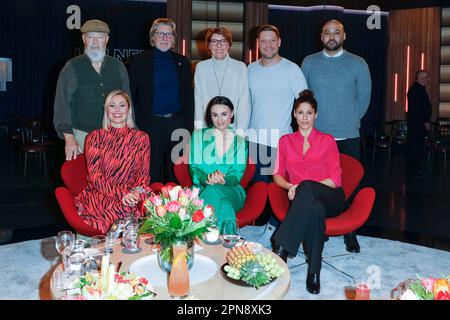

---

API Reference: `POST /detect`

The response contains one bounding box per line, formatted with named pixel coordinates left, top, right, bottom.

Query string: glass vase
left=168, top=240, right=190, bottom=299
left=157, top=239, right=194, bottom=273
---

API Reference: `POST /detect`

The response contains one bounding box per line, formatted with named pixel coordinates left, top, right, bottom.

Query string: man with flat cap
left=54, top=19, right=131, bottom=160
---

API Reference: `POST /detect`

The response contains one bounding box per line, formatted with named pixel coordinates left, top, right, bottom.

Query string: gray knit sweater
left=301, top=50, right=371, bottom=139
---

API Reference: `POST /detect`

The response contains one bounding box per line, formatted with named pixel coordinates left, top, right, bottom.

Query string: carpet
left=0, top=226, right=449, bottom=300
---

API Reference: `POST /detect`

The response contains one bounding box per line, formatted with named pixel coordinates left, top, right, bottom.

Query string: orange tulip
left=433, top=279, right=450, bottom=296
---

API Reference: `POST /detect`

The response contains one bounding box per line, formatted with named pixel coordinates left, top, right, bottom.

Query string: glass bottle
left=168, top=241, right=190, bottom=299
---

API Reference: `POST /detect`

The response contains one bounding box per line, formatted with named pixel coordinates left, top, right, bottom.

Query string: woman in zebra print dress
left=74, top=90, right=152, bottom=233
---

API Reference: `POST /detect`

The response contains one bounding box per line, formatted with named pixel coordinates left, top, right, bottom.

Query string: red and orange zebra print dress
left=74, top=126, right=152, bottom=233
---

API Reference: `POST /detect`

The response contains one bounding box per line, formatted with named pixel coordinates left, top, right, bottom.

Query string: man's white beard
left=85, top=48, right=106, bottom=63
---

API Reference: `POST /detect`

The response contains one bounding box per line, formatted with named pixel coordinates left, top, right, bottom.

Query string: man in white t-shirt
left=248, top=24, right=308, bottom=183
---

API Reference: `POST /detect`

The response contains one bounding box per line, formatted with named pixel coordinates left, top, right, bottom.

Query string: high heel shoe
left=306, top=272, right=320, bottom=294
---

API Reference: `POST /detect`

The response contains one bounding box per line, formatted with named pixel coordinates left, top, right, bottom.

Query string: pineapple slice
left=226, top=245, right=256, bottom=269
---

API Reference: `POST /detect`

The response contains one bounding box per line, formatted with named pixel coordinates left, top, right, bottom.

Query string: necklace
left=212, top=57, right=230, bottom=96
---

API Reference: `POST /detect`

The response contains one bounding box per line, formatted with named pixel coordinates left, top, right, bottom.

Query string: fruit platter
left=61, top=255, right=156, bottom=300
left=221, top=244, right=285, bottom=289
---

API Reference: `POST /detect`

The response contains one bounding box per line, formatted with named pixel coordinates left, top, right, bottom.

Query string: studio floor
left=0, top=135, right=449, bottom=252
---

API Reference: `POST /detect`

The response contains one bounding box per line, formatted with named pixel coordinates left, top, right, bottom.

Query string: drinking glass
left=55, top=231, right=75, bottom=256
left=203, top=225, right=221, bottom=245
left=122, top=220, right=141, bottom=252
left=221, top=219, right=240, bottom=248
left=105, top=231, right=116, bottom=254
left=89, top=235, right=106, bottom=271
left=66, top=239, right=87, bottom=276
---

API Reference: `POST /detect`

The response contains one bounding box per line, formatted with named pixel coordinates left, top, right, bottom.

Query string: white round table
left=50, top=236, right=291, bottom=300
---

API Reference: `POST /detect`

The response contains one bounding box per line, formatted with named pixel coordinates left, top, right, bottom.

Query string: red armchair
left=268, top=153, right=375, bottom=238
left=55, top=154, right=166, bottom=236
left=173, top=156, right=267, bottom=228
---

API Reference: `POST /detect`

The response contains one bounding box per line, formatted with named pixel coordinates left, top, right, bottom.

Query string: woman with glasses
left=194, top=27, right=250, bottom=134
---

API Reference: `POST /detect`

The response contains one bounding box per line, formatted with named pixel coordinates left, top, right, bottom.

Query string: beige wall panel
left=441, top=47, right=450, bottom=64
left=192, top=21, right=244, bottom=41
left=442, top=27, right=450, bottom=45
left=442, top=8, right=450, bottom=26
left=440, top=66, right=450, bottom=82
left=192, top=1, right=243, bottom=22
left=439, top=102, right=450, bottom=117
left=440, top=84, right=450, bottom=101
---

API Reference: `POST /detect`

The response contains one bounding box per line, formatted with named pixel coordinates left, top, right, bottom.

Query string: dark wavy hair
left=291, top=89, right=318, bottom=132
left=204, top=96, right=235, bottom=128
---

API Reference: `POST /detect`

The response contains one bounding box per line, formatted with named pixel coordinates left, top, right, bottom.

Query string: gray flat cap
left=80, top=19, right=110, bottom=33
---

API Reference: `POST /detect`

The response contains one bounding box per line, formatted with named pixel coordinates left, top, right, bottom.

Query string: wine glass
left=221, top=219, right=240, bottom=248
left=89, top=235, right=106, bottom=271
left=55, top=231, right=75, bottom=258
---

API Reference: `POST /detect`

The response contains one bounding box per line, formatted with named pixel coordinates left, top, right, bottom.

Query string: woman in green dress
left=189, top=96, right=248, bottom=231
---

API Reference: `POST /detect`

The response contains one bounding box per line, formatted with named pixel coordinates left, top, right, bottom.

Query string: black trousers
left=407, top=130, right=426, bottom=175
left=146, top=115, right=185, bottom=183
left=273, top=180, right=345, bottom=274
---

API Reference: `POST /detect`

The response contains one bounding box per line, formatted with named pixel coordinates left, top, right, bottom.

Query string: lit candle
left=106, top=264, right=116, bottom=294
left=101, top=255, right=109, bottom=290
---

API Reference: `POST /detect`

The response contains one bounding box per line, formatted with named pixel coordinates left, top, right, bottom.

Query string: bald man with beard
left=301, top=19, right=372, bottom=254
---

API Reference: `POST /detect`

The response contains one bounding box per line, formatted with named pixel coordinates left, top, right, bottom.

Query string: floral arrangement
left=140, top=185, right=216, bottom=246
left=398, top=275, right=450, bottom=300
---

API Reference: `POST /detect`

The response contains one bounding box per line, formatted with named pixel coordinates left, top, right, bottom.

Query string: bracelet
left=131, top=187, right=146, bottom=194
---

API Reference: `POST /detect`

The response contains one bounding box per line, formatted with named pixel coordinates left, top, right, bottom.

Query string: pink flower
left=191, top=187, right=200, bottom=199
left=204, top=205, right=214, bottom=218
left=184, top=188, right=192, bottom=199
left=421, top=278, right=435, bottom=292
left=161, top=187, right=169, bottom=198
left=192, top=209, right=205, bottom=222
left=166, top=201, right=181, bottom=213
left=149, top=195, right=162, bottom=206
left=156, top=205, right=166, bottom=217
left=194, top=198, right=204, bottom=207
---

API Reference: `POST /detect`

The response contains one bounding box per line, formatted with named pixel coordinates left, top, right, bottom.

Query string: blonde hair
left=102, top=90, right=135, bottom=130
left=149, top=17, right=177, bottom=48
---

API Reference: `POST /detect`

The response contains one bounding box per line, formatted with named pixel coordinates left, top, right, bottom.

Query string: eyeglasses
left=210, top=39, right=228, bottom=46
left=154, top=31, right=174, bottom=39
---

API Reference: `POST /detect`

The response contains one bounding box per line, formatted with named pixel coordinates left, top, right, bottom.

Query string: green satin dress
left=189, top=127, right=248, bottom=230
